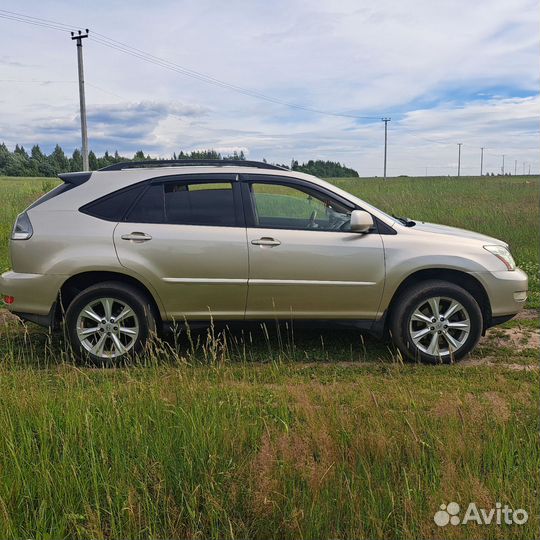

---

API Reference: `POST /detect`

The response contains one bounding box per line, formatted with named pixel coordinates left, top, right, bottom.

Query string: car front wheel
left=65, top=281, right=156, bottom=365
left=389, top=280, right=483, bottom=363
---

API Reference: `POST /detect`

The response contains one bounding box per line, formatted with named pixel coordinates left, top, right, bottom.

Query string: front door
left=242, top=177, right=385, bottom=319
left=114, top=174, right=248, bottom=320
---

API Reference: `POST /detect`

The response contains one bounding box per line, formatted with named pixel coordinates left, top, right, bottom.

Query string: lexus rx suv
left=1, top=160, right=528, bottom=364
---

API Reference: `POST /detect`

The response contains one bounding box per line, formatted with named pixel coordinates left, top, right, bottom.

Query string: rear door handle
left=121, top=232, right=152, bottom=242
left=251, top=237, right=281, bottom=247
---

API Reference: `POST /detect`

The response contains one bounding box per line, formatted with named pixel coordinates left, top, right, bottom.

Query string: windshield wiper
left=392, top=214, right=416, bottom=227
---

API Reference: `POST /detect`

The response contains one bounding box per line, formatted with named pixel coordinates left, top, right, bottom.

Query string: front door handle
left=251, top=237, right=281, bottom=247
left=121, top=232, right=152, bottom=242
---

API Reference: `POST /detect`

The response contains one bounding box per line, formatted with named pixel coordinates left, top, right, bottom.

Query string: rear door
left=114, top=174, right=248, bottom=320
left=241, top=175, right=386, bottom=319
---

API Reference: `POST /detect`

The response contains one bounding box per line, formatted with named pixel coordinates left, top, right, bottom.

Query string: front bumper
left=0, top=271, right=65, bottom=316
left=473, top=268, right=528, bottom=319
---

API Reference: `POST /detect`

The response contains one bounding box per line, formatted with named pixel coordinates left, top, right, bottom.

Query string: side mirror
left=350, top=210, right=374, bottom=233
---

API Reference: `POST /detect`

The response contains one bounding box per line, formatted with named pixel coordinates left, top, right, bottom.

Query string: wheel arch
left=386, top=268, right=492, bottom=332
left=56, top=270, right=164, bottom=327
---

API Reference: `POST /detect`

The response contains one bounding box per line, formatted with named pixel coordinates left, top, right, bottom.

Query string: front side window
left=127, top=181, right=237, bottom=226
left=250, top=182, right=352, bottom=231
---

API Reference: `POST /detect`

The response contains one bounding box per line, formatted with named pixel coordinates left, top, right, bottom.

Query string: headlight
left=484, top=245, right=516, bottom=271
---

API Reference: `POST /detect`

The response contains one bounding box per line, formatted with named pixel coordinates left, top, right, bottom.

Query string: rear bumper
left=0, top=271, right=64, bottom=316
left=473, top=268, right=528, bottom=319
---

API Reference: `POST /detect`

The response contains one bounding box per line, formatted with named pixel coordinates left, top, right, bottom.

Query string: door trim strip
left=250, top=279, right=376, bottom=286
left=163, top=278, right=248, bottom=284
left=163, top=277, right=375, bottom=286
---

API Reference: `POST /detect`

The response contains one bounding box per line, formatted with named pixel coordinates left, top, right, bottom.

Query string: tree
left=49, top=144, right=69, bottom=174
left=71, top=149, right=83, bottom=172
left=29, top=145, right=53, bottom=176
left=0, top=142, right=10, bottom=171
left=293, top=159, right=359, bottom=177
left=3, top=152, right=31, bottom=176
left=88, top=150, right=98, bottom=170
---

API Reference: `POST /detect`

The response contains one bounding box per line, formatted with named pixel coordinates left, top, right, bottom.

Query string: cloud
left=86, top=101, right=208, bottom=126
left=0, top=0, right=537, bottom=174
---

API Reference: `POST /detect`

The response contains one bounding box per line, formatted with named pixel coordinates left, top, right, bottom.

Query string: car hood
left=411, top=221, right=507, bottom=246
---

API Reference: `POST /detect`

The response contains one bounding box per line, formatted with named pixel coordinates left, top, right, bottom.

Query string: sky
left=0, top=0, right=538, bottom=176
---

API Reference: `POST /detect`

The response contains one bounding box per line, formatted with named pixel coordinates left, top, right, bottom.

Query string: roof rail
left=98, top=159, right=288, bottom=172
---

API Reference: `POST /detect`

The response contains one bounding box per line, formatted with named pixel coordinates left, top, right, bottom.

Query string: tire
left=389, top=280, right=483, bottom=364
left=65, top=281, right=157, bottom=365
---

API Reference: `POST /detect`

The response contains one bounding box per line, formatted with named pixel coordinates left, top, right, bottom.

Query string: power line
left=0, top=9, right=384, bottom=121
left=0, top=12, right=70, bottom=33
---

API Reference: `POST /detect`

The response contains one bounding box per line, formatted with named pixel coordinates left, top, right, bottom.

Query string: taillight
left=11, top=212, right=33, bottom=240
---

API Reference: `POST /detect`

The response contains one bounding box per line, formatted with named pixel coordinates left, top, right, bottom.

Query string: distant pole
left=71, top=29, right=89, bottom=171
left=480, top=147, right=484, bottom=176
left=457, top=143, right=462, bottom=176
left=381, top=118, right=391, bottom=179
left=529, top=164, right=531, bottom=175
left=502, top=154, right=505, bottom=175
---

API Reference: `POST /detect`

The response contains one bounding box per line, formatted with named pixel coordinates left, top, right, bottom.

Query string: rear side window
left=127, top=181, right=237, bottom=226
left=81, top=184, right=146, bottom=221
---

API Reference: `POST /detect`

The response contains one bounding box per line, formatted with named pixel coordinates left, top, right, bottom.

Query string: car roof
left=46, top=164, right=396, bottom=227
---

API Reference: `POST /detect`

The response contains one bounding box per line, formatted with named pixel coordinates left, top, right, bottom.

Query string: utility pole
left=514, top=160, right=517, bottom=175
left=502, top=154, right=505, bottom=175
left=381, top=117, right=391, bottom=179
left=528, top=164, right=531, bottom=175
left=457, top=143, right=462, bottom=176
left=480, top=147, right=484, bottom=176
left=71, top=29, right=89, bottom=171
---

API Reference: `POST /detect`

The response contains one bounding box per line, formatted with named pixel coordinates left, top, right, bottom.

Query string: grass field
left=0, top=175, right=538, bottom=540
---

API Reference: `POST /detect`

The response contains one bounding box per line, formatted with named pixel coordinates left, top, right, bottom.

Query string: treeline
left=0, top=143, right=359, bottom=178
left=0, top=144, right=248, bottom=177
left=290, top=159, right=359, bottom=177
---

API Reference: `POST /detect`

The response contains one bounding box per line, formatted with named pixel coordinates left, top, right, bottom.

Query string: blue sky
left=0, top=0, right=538, bottom=175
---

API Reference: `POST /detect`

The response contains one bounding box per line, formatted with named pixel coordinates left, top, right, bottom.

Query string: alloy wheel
left=408, top=296, right=471, bottom=357
left=75, top=297, right=139, bottom=359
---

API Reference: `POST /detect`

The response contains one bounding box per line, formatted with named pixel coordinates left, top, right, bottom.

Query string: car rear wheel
left=65, top=281, right=156, bottom=365
left=389, top=280, right=483, bottom=363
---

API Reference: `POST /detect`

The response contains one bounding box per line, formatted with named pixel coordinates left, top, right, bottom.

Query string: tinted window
left=250, top=183, right=351, bottom=231
left=81, top=184, right=146, bottom=221
left=127, top=184, right=165, bottom=223
left=127, top=181, right=236, bottom=226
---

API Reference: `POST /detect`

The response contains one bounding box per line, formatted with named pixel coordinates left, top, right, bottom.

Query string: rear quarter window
left=80, top=184, right=146, bottom=221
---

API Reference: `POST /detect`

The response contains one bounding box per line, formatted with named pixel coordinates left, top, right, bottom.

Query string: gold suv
left=1, top=160, right=528, bottom=364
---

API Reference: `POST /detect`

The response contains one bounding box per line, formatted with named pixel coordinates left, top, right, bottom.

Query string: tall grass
left=0, top=320, right=538, bottom=539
